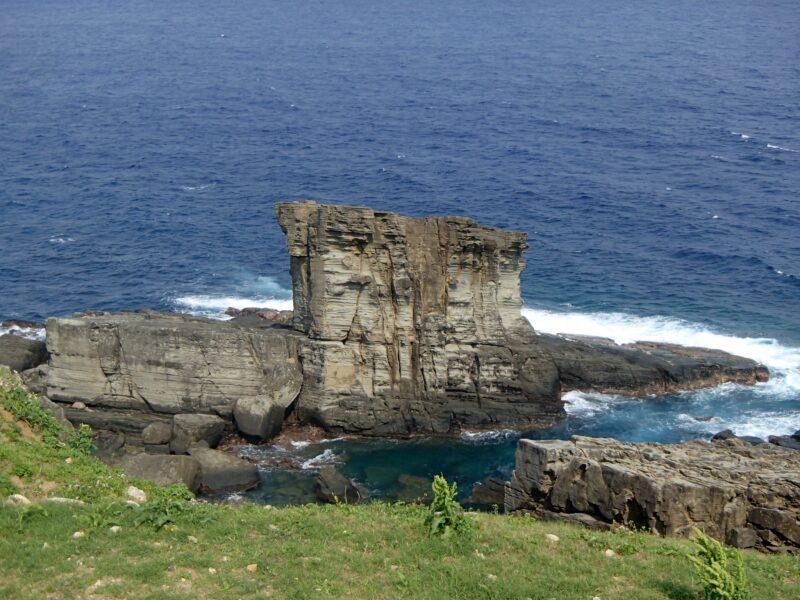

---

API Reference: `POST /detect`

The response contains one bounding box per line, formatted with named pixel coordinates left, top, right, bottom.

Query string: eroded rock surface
left=276, top=201, right=563, bottom=435
left=505, top=436, right=800, bottom=552
left=45, top=311, right=302, bottom=439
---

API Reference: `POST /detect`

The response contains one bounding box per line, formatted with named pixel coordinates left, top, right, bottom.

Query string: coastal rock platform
left=505, top=436, right=800, bottom=553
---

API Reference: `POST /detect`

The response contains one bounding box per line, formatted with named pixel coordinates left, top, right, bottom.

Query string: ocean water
left=2, top=0, right=798, bottom=504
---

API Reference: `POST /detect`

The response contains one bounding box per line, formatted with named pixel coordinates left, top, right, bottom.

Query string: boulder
left=233, top=377, right=301, bottom=440
left=0, top=334, right=47, bottom=372
left=91, top=430, right=126, bottom=462
left=314, top=465, right=364, bottom=504
left=170, top=414, right=226, bottom=454
left=20, top=365, right=48, bottom=395
left=769, top=435, right=800, bottom=451
left=187, top=446, right=261, bottom=493
left=121, top=454, right=201, bottom=492
left=468, top=476, right=507, bottom=507
left=712, top=429, right=736, bottom=441
left=505, top=436, right=800, bottom=552
left=44, top=311, right=302, bottom=424
left=141, top=421, right=171, bottom=445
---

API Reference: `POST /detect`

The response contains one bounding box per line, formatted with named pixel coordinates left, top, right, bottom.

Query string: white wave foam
left=460, top=429, right=520, bottom=443
left=0, top=325, right=45, bottom=341
left=766, top=144, right=798, bottom=153
left=300, top=449, right=338, bottom=470
left=174, top=295, right=292, bottom=319
left=48, top=237, right=74, bottom=244
left=523, top=307, right=800, bottom=371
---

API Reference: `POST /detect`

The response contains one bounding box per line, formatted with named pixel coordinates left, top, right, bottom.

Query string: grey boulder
left=187, top=446, right=261, bottom=494
left=121, top=454, right=202, bottom=492
left=314, top=465, right=364, bottom=504
left=0, top=334, right=47, bottom=373
left=170, top=414, right=226, bottom=454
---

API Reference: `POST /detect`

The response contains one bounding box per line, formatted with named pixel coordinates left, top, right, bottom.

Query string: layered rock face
left=46, top=311, right=302, bottom=439
left=505, top=436, right=800, bottom=552
left=276, top=201, right=563, bottom=434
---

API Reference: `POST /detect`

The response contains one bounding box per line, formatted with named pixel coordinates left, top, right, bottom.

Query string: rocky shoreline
left=1, top=201, right=794, bottom=551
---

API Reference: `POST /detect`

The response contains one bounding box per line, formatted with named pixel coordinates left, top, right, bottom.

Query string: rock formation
left=505, top=436, right=800, bottom=553
left=275, top=201, right=563, bottom=435
left=45, top=310, right=302, bottom=441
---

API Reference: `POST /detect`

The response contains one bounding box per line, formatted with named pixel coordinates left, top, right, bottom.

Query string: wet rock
left=769, top=435, right=800, bottom=451
left=121, top=454, right=201, bottom=492
left=187, top=446, right=261, bottom=493
left=314, top=465, right=364, bottom=504
left=468, top=477, right=507, bottom=507
left=505, top=436, right=800, bottom=553
left=712, top=429, right=736, bottom=441
left=170, top=414, right=226, bottom=454
left=0, top=334, right=47, bottom=372
left=738, top=435, right=766, bottom=445
left=537, top=334, right=769, bottom=396
left=394, top=474, right=431, bottom=503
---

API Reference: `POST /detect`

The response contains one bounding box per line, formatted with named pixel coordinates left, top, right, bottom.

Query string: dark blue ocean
left=2, top=0, right=798, bottom=504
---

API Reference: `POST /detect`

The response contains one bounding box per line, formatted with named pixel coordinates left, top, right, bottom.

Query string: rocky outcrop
left=0, top=333, right=48, bottom=373
left=121, top=454, right=202, bottom=492
left=45, top=310, right=302, bottom=438
left=275, top=201, right=767, bottom=435
left=188, top=445, right=261, bottom=494
left=276, top=201, right=563, bottom=435
left=537, top=334, right=768, bottom=395
left=505, top=436, right=800, bottom=553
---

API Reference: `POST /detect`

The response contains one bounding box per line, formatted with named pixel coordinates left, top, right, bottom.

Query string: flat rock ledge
left=505, top=436, right=800, bottom=553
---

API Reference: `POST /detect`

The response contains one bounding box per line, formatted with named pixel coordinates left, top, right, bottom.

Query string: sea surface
left=2, top=0, right=798, bottom=504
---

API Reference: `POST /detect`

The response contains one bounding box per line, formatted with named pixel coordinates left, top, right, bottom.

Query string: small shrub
left=11, top=463, right=34, bottom=479
left=67, top=424, right=96, bottom=456
left=134, top=484, right=195, bottom=530
left=688, top=528, right=748, bottom=600
left=425, top=475, right=472, bottom=538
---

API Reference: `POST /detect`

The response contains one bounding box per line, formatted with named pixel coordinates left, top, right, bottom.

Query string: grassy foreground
left=1, top=369, right=799, bottom=599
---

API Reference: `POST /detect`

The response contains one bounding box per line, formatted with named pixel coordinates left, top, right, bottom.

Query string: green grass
left=1, top=368, right=799, bottom=599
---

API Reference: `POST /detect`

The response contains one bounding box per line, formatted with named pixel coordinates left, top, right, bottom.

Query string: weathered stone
left=144, top=444, right=170, bottom=455
left=769, top=435, right=800, bottom=451
left=92, top=430, right=126, bottom=462
left=0, top=334, right=47, bottom=372
left=712, top=429, right=736, bottom=441
left=142, top=421, right=171, bottom=445
left=21, top=365, right=48, bottom=395
left=468, top=477, right=507, bottom=507
left=121, top=454, right=201, bottom=492
left=62, top=407, right=169, bottom=434
left=728, top=527, right=758, bottom=549
left=233, top=377, right=301, bottom=439
left=314, top=465, right=364, bottom=504
left=505, top=436, right=800, bottom=552
left=739, top=436, right=766, bottom=445
left=276, top=201, right=564, bottom=435
left=187, top=446, right=261, bottom=493
left=45, top=311, right=302, bottom=427
left=537, top=335, right=769, bottom=396
left=170, top=414, right=226, bottom=454
left=37, top=395, right=74, bottom=433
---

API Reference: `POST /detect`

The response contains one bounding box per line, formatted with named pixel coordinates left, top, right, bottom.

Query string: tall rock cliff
left=276, top=201, right=563, bottom=434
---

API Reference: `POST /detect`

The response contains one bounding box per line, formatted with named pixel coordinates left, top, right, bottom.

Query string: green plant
left=67, top=424, right=96, bottom=456
left=11, top=463, right=34, bottom=479
left=134, top=484, right=195, bottom=530
left=424, top=475, right=472, bottom=538
left=688, top=528, right=748, bottom=600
